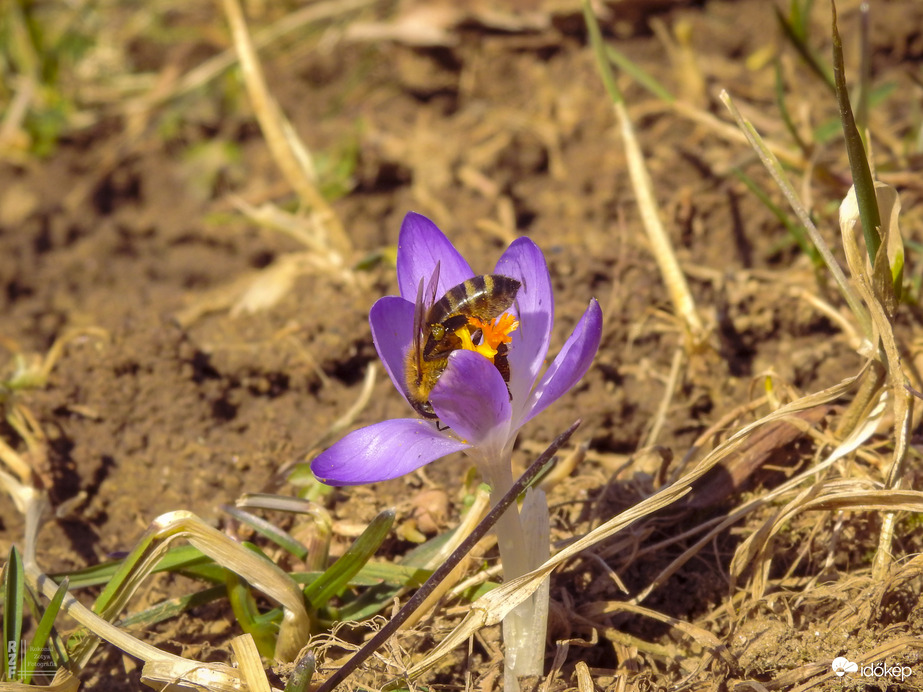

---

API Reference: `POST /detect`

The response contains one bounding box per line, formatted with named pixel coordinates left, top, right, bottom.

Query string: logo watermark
left=832, top=656, right=913, bottom=682
left=6, top=639, right=57, bottom=682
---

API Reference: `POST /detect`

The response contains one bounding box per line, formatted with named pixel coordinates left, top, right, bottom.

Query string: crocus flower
left=311, top=212, right=602, bottom=489
left=312, top=212, right=601, bottom=690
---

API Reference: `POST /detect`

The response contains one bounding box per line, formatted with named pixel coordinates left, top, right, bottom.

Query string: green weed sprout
left=0, top=1, right=94, bottom=158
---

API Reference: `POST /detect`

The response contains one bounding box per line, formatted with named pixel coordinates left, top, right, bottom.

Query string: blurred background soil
left=2, top=0, right=923, bottom=689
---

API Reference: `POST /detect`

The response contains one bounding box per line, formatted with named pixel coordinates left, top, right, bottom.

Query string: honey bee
left=405, top=268, right=521, bottom=420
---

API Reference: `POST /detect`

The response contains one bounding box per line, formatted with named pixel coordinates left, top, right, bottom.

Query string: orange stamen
left=454, top=312, right=519, bottom=361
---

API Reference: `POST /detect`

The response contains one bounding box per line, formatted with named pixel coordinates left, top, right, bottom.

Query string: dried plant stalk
left=221, top=0, right=351, bottom=255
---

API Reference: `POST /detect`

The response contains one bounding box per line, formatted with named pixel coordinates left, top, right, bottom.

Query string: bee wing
left=411, top=275, right=426, bottom=379
left=424, top=260, right=441, bottom=317
left=411, top=262, right=442, bottom=378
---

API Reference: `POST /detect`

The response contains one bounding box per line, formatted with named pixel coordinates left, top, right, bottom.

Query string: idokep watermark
left=832, top=656, right=913, bottom=682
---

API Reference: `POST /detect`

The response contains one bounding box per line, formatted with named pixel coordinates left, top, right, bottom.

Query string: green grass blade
left=812, top=82, right=896, bottom=144
left=303, top=509, right=394, bottom=610
left=719, top=90, right=872, bottom=339
left=582, top=0, right=622, bottom=105
left=774, top=61, right=809, bottom=154
left=221, top=505, right=309, bottom=561
left=789, top=0, right=814, bottom=38
left=117, top=585, right=226, bottom=628
left=292, top=559, right=430, bottom=590
left=59, top=544, right=214, bottom=589
left=774, top=3, right=834, bottom=92
left=226, top=573, right=277, bottom=659
left=21, top=576, right=68, bottom=684
left=3, top=546, right=24, bottom=681
left=174, top=562, right=230, bottom=583
left=856, top=1, right=870, bottom=134
left=605, top=45, right=674, bottom=102
left=831, top=0, right=880, bottom=264
left=335, top=583, right=406, bottom=621
left=731, top=167, right=820, bottom=266
left=332, top=533, right=454, bottom=621
left=93, top=535, right=185, bottom=616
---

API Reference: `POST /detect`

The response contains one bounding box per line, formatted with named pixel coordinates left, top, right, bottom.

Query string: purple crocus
left=312, top=212, right=602, bottom=489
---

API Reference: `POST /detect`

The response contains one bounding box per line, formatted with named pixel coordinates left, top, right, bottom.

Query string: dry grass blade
left=231, top=634, right=273, bottom=692
left=575, top=661, right=594, bottom=692
left=853, top=274, right=912, bottom=579
left=669, top=99, right=805, bottom=169
left=640, top=346, right=684, bottom=449
left=637, top=378, right=880, bottom=605
left=154, top=0, right=375, bottom=107
left=25, top=563, right=248, bottom=691
left=614, top=96, right=706, bottom=349
left=220, top=0, right=350, bottom=256
left=408, top=370, right=863, bottom=678
left=616, top=102, right=704, bottom=348
left=149, top=511, right=310, bottom=662
left=0, top=669, right=79, bottom=692
left=579, top=601, right=735, bottom=668
left=0, top=437, right=33, bottom=489
left=231, top=253, right=311, bottom=316
left=230, top=196, right=341, bottom=257
left=725, top=389, right=884, bottom=599
left=682, top=405, right=830, bottom=510
left=732, top=481, right=825, bottom=602
left=173, top=249, right=354, bottom=326
left=62, top=509, right=309, bottom=667
left=801, top=486, right=923, bottom=512
left=583, top=0, right=704, bottom=347
left=719, top=90, right=870, bottom=338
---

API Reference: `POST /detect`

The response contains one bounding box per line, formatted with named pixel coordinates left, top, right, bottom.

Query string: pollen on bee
left=453, top=312, right=519, bottom=362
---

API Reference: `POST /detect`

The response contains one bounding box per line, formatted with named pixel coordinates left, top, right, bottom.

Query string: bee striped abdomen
left=428, top=275, right=520, bottom=325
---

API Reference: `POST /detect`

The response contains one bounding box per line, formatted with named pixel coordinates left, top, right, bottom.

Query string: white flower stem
left=481, top=456, right=551, bottom=692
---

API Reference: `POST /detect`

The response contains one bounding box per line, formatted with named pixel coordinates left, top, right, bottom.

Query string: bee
left=405, top=268, right=521, bottom=420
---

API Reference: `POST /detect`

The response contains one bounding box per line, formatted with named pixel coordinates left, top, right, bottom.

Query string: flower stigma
left=454, top=312, right=519, bottom=361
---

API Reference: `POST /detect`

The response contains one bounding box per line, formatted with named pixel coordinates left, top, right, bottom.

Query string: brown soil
left=3, top=0, right=923, bottom=689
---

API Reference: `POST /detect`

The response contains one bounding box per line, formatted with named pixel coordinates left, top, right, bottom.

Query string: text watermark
left=6, top=639, right=57, bottom=682
left=832, top=656, right=913, bottom=682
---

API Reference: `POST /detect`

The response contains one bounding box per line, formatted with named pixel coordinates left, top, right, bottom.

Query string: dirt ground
left=3, top=0, right=923, bottom=689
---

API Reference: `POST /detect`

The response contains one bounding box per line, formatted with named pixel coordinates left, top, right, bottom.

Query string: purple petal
left=430, top=350, right=512, bottom=446
left=521, top=298, right=602, bottom=426
left=397, top=212, right=474, bottom=301
left=493, top=238, right=553, bottom=409
left=370, top=296, right=415, bottom=403
left=311, top=419, right=470, bottom=486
